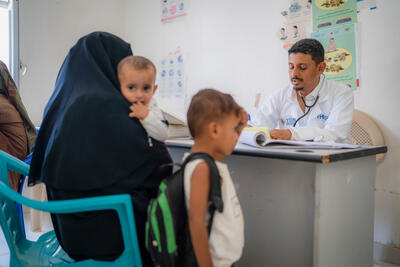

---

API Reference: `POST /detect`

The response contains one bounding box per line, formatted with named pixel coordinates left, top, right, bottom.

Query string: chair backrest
left=351, top=109, right=386, bottom=165
left=0, top=149, right=143, bottom=267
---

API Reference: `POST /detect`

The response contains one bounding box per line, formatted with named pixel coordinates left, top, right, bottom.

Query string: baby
left=117, top=55, right=168, bottom=145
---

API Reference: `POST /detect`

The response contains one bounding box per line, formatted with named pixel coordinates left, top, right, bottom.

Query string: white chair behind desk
left=351, top=109, right=386, bottom=165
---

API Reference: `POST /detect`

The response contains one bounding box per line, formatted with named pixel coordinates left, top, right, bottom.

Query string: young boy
left=117, top=55, right=168, bottom=144
left=184, top=89, right=247, bottom=267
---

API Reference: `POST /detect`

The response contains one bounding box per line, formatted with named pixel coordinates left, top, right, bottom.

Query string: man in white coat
left=253, top=38, right=354, bottom=143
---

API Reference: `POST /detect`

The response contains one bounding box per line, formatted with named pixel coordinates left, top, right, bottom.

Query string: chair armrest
left=0, top=150, right=30, bottom=176
left=0, top=182, right=141, bottom=265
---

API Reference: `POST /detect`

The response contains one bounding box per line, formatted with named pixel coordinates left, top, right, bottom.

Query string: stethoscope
left=293, top=75, right=324, bottom=127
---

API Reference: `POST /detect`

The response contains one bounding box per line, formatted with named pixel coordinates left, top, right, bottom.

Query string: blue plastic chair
left=0, top=149, right=143, bottom=267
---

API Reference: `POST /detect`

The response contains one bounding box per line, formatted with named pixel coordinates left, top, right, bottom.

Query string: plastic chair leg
left=17, top=174, right=26, bottom=237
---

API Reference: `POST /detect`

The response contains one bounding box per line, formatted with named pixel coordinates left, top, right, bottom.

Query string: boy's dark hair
left=187, top=88, right=242, bottom=138
left=117, top=55, right=157, bottom=77
left=288, top=38, right=325, bottom=64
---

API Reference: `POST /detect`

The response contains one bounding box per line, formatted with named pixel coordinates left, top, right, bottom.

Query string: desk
left=166, top=139, right=387, bottom=267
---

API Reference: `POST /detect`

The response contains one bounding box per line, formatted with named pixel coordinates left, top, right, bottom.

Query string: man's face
left=118, top=65, right=157, bottom=106
left=288, top=53, right=325, bottom=93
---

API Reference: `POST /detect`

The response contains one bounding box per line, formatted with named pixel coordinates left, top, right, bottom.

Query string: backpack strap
left=182, top=152, right=223, bottom=234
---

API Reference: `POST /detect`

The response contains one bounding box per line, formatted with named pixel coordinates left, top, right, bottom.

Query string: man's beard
left=291, top=77, right=304, bottom=91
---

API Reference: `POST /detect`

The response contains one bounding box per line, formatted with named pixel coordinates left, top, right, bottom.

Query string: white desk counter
left=166, top=139, right=387, bottom=267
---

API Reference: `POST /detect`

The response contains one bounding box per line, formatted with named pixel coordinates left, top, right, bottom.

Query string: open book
left=162, top=110, right=191, bottom=139
left=163, top=110, right=187, bottom=125
left=238, top=127, right=360, bottom=149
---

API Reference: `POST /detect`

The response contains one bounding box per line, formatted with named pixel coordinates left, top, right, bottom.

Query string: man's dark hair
left=288, top=38, right=325, bottom=64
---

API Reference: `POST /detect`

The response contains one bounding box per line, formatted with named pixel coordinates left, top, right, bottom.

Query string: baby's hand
left=129, top=102, right=150, bottom=120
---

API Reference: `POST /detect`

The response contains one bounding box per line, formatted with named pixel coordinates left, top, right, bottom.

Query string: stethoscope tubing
left=293, top=76, right=324, bottom=127
left=293, top=94, right=319, bottom=127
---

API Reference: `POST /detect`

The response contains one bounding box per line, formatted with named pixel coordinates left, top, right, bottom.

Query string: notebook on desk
left=163, top=110, right=191, bottom=139
left=163, top=110, right=187, bottom=125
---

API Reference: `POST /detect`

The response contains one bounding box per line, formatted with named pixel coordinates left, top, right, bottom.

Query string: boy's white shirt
left=140, top=98, right=168, bottom=142
left=183, top=154, right=244, bottom=267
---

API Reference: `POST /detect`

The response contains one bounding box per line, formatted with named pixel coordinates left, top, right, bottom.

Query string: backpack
left=145, top=152, right=224, bottom=267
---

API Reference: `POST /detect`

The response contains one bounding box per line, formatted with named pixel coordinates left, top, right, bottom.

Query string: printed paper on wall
left=312, top=0, right=357, bottom=31
left=311, top=24, right=357, bottom=90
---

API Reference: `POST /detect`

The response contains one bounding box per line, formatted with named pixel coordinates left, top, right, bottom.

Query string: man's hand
left=270, top=129, right=292, bottom=140
left=129, top=102, right=150, bottom=120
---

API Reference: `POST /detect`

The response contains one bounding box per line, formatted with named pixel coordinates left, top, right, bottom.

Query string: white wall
left=124, top=0, right=290, bottom=116
left=354, top=2, right=400, bottom=248
left=0, top=6, right=9, bottom=67
left=19, top=0, right=400, bottom=255
left=19, top=0, right=129, bottom=125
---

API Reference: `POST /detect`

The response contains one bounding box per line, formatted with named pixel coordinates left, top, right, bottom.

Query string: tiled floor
left=0, top=212, right=399, bottom=267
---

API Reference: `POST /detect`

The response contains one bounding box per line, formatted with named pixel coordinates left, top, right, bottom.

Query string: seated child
left=184, top=88, right=247, bottom=267
left=117, top=55, right=168, bottom=144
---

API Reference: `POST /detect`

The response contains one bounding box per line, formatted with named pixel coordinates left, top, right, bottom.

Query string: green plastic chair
left=0, top=149, right=143, bottom=267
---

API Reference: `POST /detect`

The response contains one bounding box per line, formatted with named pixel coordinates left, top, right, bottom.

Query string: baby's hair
left=187, top=88, right=242, bottom=138
left=117, top=55, right=157, bottom=77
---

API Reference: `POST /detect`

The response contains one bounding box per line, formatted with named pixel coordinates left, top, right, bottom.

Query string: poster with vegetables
left=311, top=23, right=357, bottom=90
left=312, top=0, right=357, bottom=31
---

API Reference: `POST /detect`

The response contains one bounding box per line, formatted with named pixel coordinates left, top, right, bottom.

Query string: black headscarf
left=28, top=31, right=166, bottom=191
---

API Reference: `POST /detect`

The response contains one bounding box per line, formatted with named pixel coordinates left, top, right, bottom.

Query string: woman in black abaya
left=28, top=32, right=172, bottom=266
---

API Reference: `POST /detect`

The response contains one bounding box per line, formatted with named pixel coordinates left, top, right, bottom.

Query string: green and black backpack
left=145, top=152, right=224, bottom=267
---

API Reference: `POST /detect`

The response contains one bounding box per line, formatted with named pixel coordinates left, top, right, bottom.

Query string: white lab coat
left=253, top=75, right=354, bottom=143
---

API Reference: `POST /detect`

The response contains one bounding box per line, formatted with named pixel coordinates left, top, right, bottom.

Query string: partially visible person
left=117, top=55, right=168, bottom=144
left=28, top=32, right=172, bottom=266
left=0, top=60, right=36, bottom=191
left=185, top=89, right=247, bottom=267
left=253, top=38, right=354, bottom=143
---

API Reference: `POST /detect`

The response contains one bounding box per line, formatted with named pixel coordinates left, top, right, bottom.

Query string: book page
left=239, top=127, right=360, bottom=149
left=263, top=139, right=360, bottom=149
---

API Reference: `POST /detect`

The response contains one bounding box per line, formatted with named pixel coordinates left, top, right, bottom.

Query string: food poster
left=312, top=0, right=357, bottom=31
left=311, top=24, right=357, bottom=90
